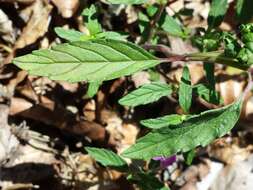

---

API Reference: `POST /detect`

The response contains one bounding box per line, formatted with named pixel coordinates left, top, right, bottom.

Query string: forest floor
left=1, top=0, right=253, bottom=190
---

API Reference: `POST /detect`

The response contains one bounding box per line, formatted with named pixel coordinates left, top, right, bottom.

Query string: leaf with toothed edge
left=13, top=39, right=160, bottom=83
left=119, top=82, right=173, bottom=107
left=122, top=98, right=242, bottom=160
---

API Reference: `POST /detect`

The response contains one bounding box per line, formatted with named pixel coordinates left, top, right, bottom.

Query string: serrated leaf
left=106, top=0, right=148, bottom=5
left=236, top=0, right=253, bottom=23
left=208, top=0, right=228, bottom=29
left=141, top=114, right=186, bottom=129
left=122, top=99, right=242, bottom=160
left=54, top=27, right=84, bottom=42
left=161, top=15, right=188, bottom=38
left=85, top=147, right=128, bottom=170
left=13, top=39, right=160, bottom=83
left=179, top=66, right=192, bottom=113
left=119, top=82, right=172, bottom=107
left=82, top=5, right=102, bottom=35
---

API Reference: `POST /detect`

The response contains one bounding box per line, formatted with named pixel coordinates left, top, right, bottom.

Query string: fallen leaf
left=0, top=104, right=19, bottom=165
left=0, top=0, right=35, bottom=4
left=14, top=0, right=52, bottom=49
left=51, top=0, right=79, bottom=18
left=0, top=9, right=15, bottom=44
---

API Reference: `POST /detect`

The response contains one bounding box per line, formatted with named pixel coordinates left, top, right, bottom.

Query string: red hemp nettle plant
left=12, top=0, right=253, bottom=189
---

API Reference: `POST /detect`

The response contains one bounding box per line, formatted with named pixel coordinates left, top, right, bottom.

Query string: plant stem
left=186, top=51, right=248, bottom=70
left=144, top=44, right=249, bottom=70
left=144, top=4, right=166, bottom=44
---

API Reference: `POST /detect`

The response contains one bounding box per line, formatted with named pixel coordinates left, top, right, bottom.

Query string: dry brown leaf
left=125, top=5, right=138, bottom=24
left=132, top=71, right=150, bottom=88
left=176, top=159, right=210, bottom=189
left=208, top=140, right=253, bottom=164
left=0, top=104, right=19, bottom=165
left=103, top=109, right=139, bottom=154
left=14, top=0, right=52, bottom=49
left=0, top=9, right=15, bottom=44
left=0, top=0, right=35, bottom=4
left=9, top=97, right=33, bottom=115
left=51, top=0, right=79, bottom=18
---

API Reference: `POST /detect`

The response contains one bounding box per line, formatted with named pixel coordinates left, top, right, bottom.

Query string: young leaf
left=138, top=11, right=150, bottom=41
left=128, top=172, right=170, bottom=190
left=106, top=0, right=148, bottom=5
left=87, top=81, right=101, bottom=98
left=236, top=0, right=253, bottom=23
left=140, top=114, right=186, bottom=129
left=184, top=149, right=195, bottom=165
left=119, top=82, right=172, bottom=107
left=161, top=15, right=188, bottom=38
left=82, top=5, right=102, bottom=35
left=194, top=84, right=221, bottom=104
left=207, top=0, right=228, bottom=29
left=95, top=31, right=128, bottom=41
left=13, top=39, right=160, bottom=83
left=85, top=147, right=128, bottom=170
left=54, top=27, right=84, bottom=42
left=179, top=66, right=192, bottom=113
left=203, top=63, right=220, bottom=104
left=122, top=99, right=242, bottom=160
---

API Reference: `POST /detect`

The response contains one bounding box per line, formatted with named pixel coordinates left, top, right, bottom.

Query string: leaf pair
left=122, top=98, right=242, bottom=160
left=87, top=98, right=242, bottom=161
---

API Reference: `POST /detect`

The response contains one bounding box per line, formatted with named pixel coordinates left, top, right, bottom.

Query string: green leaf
left=82, top=5, right=102, bottom=35
left=87, top=81, right=101, bottom=98
left=85, top=147, right=128, bottom=170
left=179, top=66, right=192, bottom=113
left=203, top=63, right=220, bottom=104
left=54, top=27, right=84, bottom=42
left=146, top=5, right=158, bottom=17
left=184, top=149, right=195, bottom=165
left=138, top=12, right=150, bottom=41
left=236, top=0, right=253, bottom=23
left=122, top=99, right=242, bottom=160
left=194, top=84, right=221, bottom=104
left=140, top=114, right=186, bottom=129
left=161, top=15, right=188, bottom=38
left=119, top=82, right=172, bottom=107
left=128, top=172, right=169, bottom=190
left=95, top=31, right=128, bottom=41
left=106, top=0, right=148, bottom=5
left=207, top=0, right=228, bottom=29
left=13, top=39, right=160, bottom=83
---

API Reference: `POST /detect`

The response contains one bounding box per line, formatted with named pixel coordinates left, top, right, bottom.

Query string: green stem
left=186, top=51, right=249, bottom=70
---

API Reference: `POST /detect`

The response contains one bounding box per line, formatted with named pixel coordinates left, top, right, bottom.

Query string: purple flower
left=153, top=155, right=176, bottom=168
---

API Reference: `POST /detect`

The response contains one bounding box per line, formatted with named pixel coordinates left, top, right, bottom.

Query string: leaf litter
left=0, top=0, right=253, bottom=190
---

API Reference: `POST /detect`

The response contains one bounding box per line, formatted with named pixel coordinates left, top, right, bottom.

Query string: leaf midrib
left=15, top=60, right=159, bottom=64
